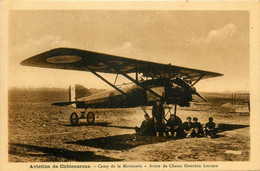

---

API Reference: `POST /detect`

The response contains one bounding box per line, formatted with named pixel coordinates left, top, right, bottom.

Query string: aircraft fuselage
left=75, top=78, right=193, bottom=109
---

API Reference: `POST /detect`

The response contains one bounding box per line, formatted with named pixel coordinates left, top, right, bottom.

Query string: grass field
left=8, top=88, right=250, bottom=161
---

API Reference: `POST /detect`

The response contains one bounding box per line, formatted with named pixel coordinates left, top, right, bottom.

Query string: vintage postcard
left=1, top=1, right=259, bottom=170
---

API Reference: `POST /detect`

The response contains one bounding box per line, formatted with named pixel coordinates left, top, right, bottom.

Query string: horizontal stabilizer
left=52, top=101, right=77, bottom=106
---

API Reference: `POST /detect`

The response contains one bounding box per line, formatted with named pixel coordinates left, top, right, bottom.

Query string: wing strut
left=82, top=66, right=128, bottom=97
left=192, top=75, right=204, bottom=86
left=103, top=62, right=164, bottom=101
left=114, top=74, right=119, bottom=85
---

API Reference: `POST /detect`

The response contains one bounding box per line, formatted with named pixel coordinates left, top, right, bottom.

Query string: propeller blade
left=194, top=91, right=207, bottom=102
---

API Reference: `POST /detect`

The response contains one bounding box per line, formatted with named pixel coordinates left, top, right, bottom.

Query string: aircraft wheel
left=86, top=112, right=95, bottom=124
left=70, top=112, right=79, bottom=126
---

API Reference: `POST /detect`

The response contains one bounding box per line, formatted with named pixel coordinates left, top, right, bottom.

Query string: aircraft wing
left=21, top=48, right=223, bottom=81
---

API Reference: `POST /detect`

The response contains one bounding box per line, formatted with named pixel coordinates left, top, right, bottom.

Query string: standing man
left=182, top=117, right=194, bottom=138
left=203, top=117, right=219, bottom=138
left=152, top=101, right=165, bottom=137
left=192, top=117, right=203, bottom=138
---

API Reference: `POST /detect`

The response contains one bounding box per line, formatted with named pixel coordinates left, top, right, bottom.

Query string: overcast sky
left=8, top=10, right=249, bottom=92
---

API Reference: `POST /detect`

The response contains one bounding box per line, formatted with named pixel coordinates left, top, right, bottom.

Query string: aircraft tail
left=69, top=84, right=92, bottom=101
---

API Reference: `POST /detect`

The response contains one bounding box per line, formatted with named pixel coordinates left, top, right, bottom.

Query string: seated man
left=166, top=114, right=182, bottom=138
left=182, top=116, right=194, bottom=138
left=203, top=117, right=219, bottom=138
left=135, top=114, right=155, bottom=136
left=192, top=117, right=203, bottom=138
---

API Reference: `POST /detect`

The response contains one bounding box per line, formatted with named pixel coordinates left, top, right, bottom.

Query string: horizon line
left=8, top=86, right=250, bottom=94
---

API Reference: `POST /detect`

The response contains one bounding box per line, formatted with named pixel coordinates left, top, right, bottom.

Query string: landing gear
left=164, top=104, right=177, bottom=119
left=151, top=102, right=181, bottom=137
left=70, top=112, right=79, bottom=126
left=70, top=110, right=95, bottom=126
left=86, top=112, right=95, bottom=124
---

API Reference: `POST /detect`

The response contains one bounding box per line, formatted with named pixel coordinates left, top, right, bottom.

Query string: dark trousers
left=167, top=127, right=182, bottom=137
left=193, top=127, right=203, bottom=137
left=204, top=129, right=217, bottom=137
left=135, top=126, right=155, bottom=136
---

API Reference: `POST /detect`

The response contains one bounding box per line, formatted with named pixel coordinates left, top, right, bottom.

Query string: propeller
left=175, top=76, right=207, bottom=102
left=193, top=89, right=207, bottom=102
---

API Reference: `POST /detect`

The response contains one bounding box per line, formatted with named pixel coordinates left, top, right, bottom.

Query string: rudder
left=69, top=84, right=92, bottom=101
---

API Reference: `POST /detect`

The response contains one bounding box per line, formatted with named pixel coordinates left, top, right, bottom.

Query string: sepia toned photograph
left=2, top=2, right=258, bottom=169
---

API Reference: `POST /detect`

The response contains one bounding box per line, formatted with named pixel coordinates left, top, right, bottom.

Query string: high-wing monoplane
left=21, top=48, right=223, bottom=125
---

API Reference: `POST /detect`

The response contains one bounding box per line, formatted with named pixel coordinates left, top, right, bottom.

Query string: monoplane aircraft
left=21, top=48, right=223, bottom=126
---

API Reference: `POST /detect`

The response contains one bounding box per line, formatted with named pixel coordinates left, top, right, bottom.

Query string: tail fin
left=69, top=84, right=92, bottom=101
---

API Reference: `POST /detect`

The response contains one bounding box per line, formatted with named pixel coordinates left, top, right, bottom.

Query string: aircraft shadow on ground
left=217, top=123, right=249, bottom=133
left=67, top=134, right=169, bottom=151
left=64, top=122, right=136, bottom=130
left=9, top=143, right=122, bottom=161
left=67, top=123, right=249, bottom=151
left=65, top=122, right=249, bottom=133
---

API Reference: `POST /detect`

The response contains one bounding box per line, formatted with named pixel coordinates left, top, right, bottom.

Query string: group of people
left=135, top=114, right=219, bottom=138
left=167, top=115, right=219, bottom=138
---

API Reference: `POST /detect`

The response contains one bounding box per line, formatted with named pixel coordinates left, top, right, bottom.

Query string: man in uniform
left=152, top=101, right=165, bottom=137
left=166, top=114, right=183, bottom=138
left=182, top=116, right=194, bottom=138
left=192, top=117, right=203, bottom=138
left=203, top=117, right=219, bottom=138
left=135, top=114, right=154, bottom=136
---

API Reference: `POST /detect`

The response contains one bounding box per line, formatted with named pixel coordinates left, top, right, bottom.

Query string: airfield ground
left=8, top=89, right=250, bottom=161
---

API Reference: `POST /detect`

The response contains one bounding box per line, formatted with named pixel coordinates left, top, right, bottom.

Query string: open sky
left=8, top=10, right=249, bottom=92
